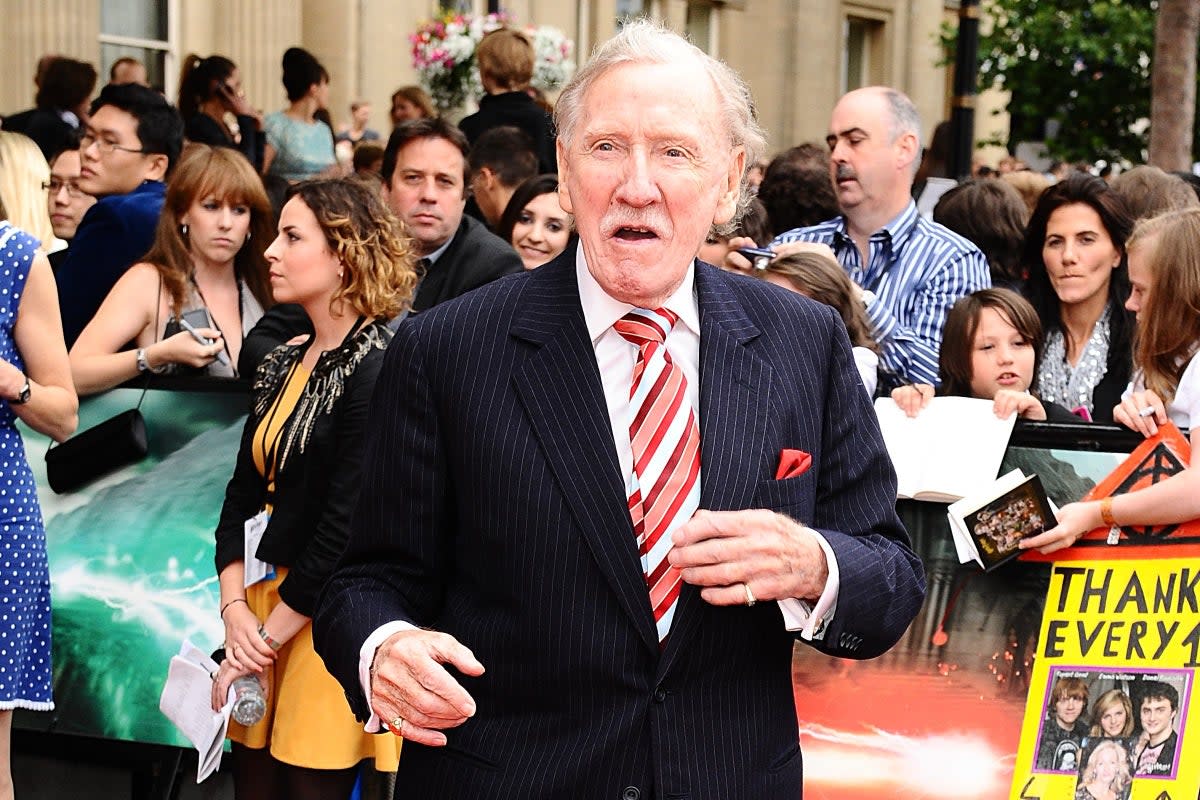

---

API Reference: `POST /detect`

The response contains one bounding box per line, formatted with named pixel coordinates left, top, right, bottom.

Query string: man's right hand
left=370, top=629, right=485, bottom=747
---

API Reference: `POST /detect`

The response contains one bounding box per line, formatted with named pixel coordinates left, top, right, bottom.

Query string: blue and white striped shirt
left=773, top=201, right=990, bottom=388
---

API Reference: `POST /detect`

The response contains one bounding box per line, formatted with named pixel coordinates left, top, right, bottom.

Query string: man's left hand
left=668, top=509, right=828, bottom=605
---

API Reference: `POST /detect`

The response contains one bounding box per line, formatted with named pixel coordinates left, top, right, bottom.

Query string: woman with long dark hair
left=1021, top=172, right=1135, bottom=422
left=1026, top=207, right=1200, bottom=553
left=178, top=53, right=265, bottom=171
left=496, top=173, right=573, bottom=270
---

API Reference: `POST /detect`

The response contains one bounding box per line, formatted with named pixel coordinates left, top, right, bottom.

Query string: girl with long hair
left=69, top=144, right=274, bottom=393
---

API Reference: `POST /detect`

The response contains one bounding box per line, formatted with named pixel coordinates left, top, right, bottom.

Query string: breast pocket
left=752, top=473, right=816, bottom=519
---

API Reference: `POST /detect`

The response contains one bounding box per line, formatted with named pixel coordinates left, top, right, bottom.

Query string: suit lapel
left=662, top=264, right=773, bottom=671
left=511, top=255, right=660, bottom=653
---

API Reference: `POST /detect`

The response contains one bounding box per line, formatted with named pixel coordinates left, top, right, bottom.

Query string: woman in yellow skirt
left=210, top=177, right=417, bottom=798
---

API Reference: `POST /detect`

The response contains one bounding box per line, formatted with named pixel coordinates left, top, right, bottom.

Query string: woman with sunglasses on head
left=69, top=144, right=274, bottom=394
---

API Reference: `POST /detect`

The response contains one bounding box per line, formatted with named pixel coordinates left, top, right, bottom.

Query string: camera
left=736, top=247, right=777, bottom=271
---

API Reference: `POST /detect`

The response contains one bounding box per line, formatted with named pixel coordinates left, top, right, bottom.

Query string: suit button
left=622, top=788, right=641, bottom=800
left=653, top=687, right=667, bottom=702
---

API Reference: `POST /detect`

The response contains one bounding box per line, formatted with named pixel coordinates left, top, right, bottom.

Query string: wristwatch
left=11, top=375, right=30, bottom=405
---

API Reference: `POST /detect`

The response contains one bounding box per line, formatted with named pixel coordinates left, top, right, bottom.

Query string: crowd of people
left=0, top=28, right=579, bottom=800
left=0, top=16, right=1195, bottom=800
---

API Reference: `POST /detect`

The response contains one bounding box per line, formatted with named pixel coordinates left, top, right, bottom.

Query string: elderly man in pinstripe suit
left=314, top=20, right=925, bottom=800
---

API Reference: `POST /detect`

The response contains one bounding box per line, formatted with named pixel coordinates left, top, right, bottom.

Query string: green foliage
left=943, top=0, right=1160, bottom=163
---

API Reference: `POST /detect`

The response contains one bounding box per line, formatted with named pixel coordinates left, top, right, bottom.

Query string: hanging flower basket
left=410, top=10, right=576, bottom=114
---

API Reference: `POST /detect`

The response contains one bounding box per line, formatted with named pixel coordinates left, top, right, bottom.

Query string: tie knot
left=613, top=308, right=677, bottom=347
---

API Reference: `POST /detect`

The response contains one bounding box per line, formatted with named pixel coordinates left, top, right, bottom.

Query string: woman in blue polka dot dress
left=0, top=150, right=79, bottom=792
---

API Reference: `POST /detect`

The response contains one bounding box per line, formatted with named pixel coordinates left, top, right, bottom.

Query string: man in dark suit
left=314, top=20, right=924, bottom=799
left=380, top=118, right=522, bottom=312
left=55, top=82, right=183, bottom=346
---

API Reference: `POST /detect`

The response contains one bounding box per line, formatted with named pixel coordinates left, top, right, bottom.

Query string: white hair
left=554, top=18, right=767, bottom=232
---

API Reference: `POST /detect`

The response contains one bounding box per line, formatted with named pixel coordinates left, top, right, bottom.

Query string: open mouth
left=614, top=226, right=658, bottom=241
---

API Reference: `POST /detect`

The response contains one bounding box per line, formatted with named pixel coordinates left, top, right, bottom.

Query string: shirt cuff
left=358, top=620, right=419, bottom=732
left=778, top=527, right=839, bottom=641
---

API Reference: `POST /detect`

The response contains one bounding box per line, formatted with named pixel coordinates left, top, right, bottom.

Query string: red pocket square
left=775, top=449, right=812, bottom=480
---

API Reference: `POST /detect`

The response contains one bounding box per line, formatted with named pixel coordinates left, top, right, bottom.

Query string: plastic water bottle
left=231, top=675, right=266, bottom=726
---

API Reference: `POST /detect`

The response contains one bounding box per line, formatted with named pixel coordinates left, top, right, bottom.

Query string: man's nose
left=418, top=177, right=440, bottom=201
left=614, top=150, right=659, bottom=207
left=996, top=345, right=1014, bottom=364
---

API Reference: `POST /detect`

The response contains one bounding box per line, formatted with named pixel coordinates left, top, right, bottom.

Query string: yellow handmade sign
left=1012, top=559, right=1199, bottom=799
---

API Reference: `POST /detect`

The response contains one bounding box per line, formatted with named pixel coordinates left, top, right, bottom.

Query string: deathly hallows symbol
left=1112, top=442, right=1187, bottom=543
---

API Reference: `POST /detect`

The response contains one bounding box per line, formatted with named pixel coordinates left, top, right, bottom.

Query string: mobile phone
left=178, top=316, right=230, bottom=366
left=736, top=247, right=777, bottom=270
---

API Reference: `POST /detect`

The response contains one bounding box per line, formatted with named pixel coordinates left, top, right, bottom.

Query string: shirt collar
left=575, top=241, right=700, bottom=344
left=832, top=200, right=920, bottom=253
left=423, top=224, right=458, bottom=266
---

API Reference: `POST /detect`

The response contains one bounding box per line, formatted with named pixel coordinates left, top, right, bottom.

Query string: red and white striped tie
left=613, top=308, right=701, bottom=642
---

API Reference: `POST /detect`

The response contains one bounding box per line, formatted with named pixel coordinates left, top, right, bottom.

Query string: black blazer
left=3, top=107, right=76, bottom=160
left=214, top=321, right=391, bottom=616
left=412, top=214, right=523, bottom=312
left=458, top=91, right=557, bottom=174
left=184, top=112, right=266, bottom=172
left=313, top=254, right=925, bottom=799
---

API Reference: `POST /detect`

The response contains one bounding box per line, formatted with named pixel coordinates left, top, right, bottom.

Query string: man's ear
left=896, top=131, right=919, bottom=174
left=144, top=153, right=169, bottom=182
left=479, top=166, right=497, bottom=190
left=712, top=146, right=746, bottom=227
left=556, top=139, right=574, bottom=215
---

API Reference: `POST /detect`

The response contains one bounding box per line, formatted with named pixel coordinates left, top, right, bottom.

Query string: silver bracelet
left=136, top=347, right=166, bottom=375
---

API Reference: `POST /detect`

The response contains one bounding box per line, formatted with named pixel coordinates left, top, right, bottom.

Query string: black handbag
left=45, top=275, right=163, bottom=494
left=45, top=404, right=148, bottom=494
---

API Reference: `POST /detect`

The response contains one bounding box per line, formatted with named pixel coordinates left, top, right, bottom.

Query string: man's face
left=1141, top=697, right=1176, bottom=744
left=1054, top=694, right=1084, bottom=728
left=78, top=105, right=163, bottom=197
left=825, top=88, right=916, bottom=218
left=557, top=60, right=743, bottom=308
left=382, top=136, right=467, bottom=256
left=47, top=150, right=97, bottom=240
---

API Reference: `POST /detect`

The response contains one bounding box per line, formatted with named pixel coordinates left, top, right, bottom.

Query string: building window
left=685, top=2, right=715, bottom=53
left=842, top=15, right=885, bottom=94
left=99, top=0, right=173, bottom=94
left=617, top=0, right=646, bottom=24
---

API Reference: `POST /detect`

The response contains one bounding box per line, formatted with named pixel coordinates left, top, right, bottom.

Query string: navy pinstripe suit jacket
left=313, top=252, right=925, bottom=799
